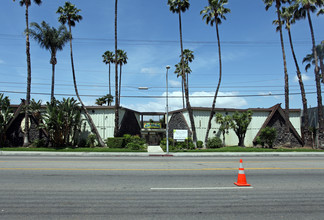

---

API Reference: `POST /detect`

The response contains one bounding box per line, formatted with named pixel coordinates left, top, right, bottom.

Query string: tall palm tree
left=168, top=0, right=197, bottom=146
left=13, top=0, right=42, bottom=147
left=264, top=0, right=291, bottom=140
left=183, top=49, right=194, bottom=95
left=294, top=0, right=324, bottom=135
left=29, top=21, right=70, bottom=102
left=116, top=49, right=128, bottom=105
left=278, top=5, right=312, bottom=146
left=303, top=42, right=324, bottom=83
left=102, top=50, right=115, bottom=95
left=114, top=0, right=119, bottom=137
left=168, top=0, right=189, bottom=109
left=57, top=1, right=105, bottom=147
left=174, top=49, right=194, bottom=107
left=200, top=0, right=230, bottom=147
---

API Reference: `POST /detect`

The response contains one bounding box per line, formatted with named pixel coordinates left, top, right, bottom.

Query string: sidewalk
left=1, top=150, right=324, bottom=157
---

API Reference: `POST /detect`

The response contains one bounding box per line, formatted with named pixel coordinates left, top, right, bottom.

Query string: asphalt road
left=0, top=156, right=324, bottom=219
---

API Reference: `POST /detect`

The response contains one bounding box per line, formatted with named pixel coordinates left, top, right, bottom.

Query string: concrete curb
left=1, top=151, right=324, bottom=157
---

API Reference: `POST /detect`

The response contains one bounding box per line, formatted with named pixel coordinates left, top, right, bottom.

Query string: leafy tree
left=276, top=5, right=312, bottom=146
left=57, top=2, right=105, bottom=147
left=13, top=0, right=42, bottom=147
left=215, top=113, right=232, bottom=147
left=116, top=49, right=128, bottom=105
left=0, top=94, right=13, bottom=146
left=258, top=127, right=277, bottom=148
left=29, top=21, right=70, bottom=102
left=168, top=0, right=197, bottom=147
left=294, top=0, right=324, bottom=134
left=263, top=0, right=290, bottom=137
left=102, top=50, right=115, bottom=95
left=200, top=0, right=230, bottom=148
left=230, top=110, right=253, bottom=147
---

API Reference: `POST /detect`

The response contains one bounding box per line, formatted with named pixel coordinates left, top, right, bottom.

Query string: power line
left=0, top=90, right=322, bottom=98
left=0, top=34, right=312, bottom=46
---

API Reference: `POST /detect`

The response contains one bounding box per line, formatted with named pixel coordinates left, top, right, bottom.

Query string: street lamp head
left=166, top=65, right=170, bottom=70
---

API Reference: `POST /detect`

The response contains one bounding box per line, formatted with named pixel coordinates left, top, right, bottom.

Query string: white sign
left=173, top=129, right=188, bottom=140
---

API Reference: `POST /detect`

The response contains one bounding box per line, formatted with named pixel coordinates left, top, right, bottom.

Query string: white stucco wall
left=80, top=108, right=142, bottom=140
left=180, top=109, right=301, bottom=147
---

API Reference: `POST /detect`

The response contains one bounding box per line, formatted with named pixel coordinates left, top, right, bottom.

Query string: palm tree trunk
left=119, top=65, right=122, bottom=105
left=114, top=0, right=120, bottom=137
left=307, top=9, right=324, bottom=136
left=320, top=59, right=324, bottom=83
left=23, top=4, right=31, bottom=147
left=204, top=18, right=222, bottom=148
left=109, top=63, right=111, bottom=95
left=276, top=4, right=290, bottom=141
left=50, top=54, right=56, bottom=102
left=68, top=24, right=105, bottom=147
left=178, top=11, right=197, bottom=147
left=287, top=28, right=311, bottom=147
left=181, top=79, right=184, bottom=108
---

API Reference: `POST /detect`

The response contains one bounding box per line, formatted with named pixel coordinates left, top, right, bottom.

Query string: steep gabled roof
left=252, top=104, right=303, bottom=145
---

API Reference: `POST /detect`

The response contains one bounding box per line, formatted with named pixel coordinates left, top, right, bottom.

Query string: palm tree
left=29, top=21, right=70, bottom=102
left=95, top=94, right=114, bottom=106
left=183, top=49, right=194, bottom=98
left=116, top=49, right=128, bottom=105
left=57, top=2, right=105, bottom=147
left=303, top=42, right=324, bottom=83
left=174, top=49, right=194, bottom=107
left=168, top=0, right=189, bottom=109
left=200, top=0, right=230, bottom=147
left=264, top=0, right=291, bottom=140
left=114, top=0, right=119, bottom=137
left=294, top=0, right=324, bottom=136
left=13, top=0, right=42, bottom=147
left=168, top=0, right=198, bottom=147
left=95, top=97, right=106, bottom=106
left=104, top=94, right=114, bottom=106
left=278, top=5, right=312, bottom=146
left=102, top=50, right=115, bottom=95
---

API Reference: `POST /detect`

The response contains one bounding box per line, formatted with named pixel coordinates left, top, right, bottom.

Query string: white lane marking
left=151, top=187, right=253, bottom=190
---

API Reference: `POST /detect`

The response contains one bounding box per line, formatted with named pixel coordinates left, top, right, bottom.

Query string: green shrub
left=160, top=137, right=195, bottom=151
left=86, top=133, right=97, bottom=148
left=197, top=140, right=203, bottom=148
left=123, top=134, right=132, bottom=145
left=258, top=127, right=276, bottom=148
left=206, top=136, right=222, bottom=148
left=125, top=135, right=146, bottom=150
left=106, top=137, right=125, bottom=148
left=31, top=139, right=46, bottom=148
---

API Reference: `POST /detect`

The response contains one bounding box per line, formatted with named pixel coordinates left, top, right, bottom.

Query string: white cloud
left=169, top=80, right=181, bottom=87
left=127, top=91, right=248, bottom=112
left=0, top=59, right=4, bottom=64
left=294, top=74, right=311, bottom=82
left=140, top=67, right=161, bottom=75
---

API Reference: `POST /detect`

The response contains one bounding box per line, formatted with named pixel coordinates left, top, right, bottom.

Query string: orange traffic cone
left=234, top=159, right=251, bottom=186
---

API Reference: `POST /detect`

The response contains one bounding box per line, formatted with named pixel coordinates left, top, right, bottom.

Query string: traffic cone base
left=234, top=159, right=251, bottom=187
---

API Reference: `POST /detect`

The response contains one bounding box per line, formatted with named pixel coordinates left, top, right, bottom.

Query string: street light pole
left=166, top=65, right=170, bottom=154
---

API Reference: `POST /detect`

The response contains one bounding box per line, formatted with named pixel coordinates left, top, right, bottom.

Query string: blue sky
left=0, top=0, right=323, bottom=112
